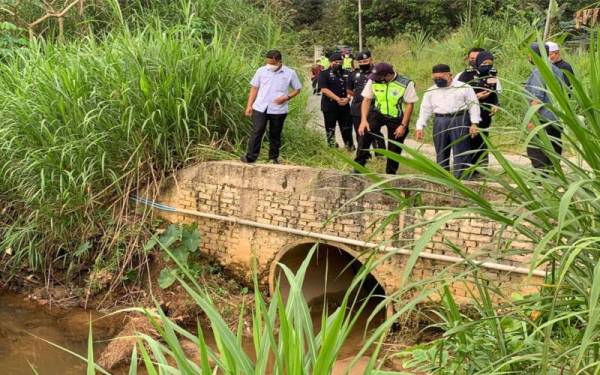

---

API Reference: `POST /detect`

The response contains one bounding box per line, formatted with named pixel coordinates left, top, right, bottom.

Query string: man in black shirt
left=547, top=42, right=574, bottom=87
left=457, top=50, right=499, bottom=169
left=318, top=52, right=354, bottom=150
left=348, top=51, right=385, bottom=154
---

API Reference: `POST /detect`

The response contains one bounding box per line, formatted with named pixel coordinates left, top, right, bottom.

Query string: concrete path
left=307, top=93, right=533, bottom=169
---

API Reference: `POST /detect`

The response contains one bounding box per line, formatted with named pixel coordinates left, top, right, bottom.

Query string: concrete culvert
left=269, top=242, right=387, bottom=335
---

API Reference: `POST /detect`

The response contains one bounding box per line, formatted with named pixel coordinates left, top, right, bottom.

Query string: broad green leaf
left=158, top=268, right=178, bottom=289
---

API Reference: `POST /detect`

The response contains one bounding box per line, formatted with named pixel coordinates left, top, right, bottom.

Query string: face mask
left=359, top=64, right=371, bottom=72
left=332, top=64, right=342, bottom=73
left=434, top=78, right=448, bottom=88
left=266, top=64, right=279, bottom=71
left=478, top=65, right=492, bottom=75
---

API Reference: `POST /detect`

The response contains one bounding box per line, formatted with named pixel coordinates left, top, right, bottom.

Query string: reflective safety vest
left=320, top=56, right=330, bottom=69
left=343, top=56, right=353, bottom=70
left=372, top=75, right=412, bottom=119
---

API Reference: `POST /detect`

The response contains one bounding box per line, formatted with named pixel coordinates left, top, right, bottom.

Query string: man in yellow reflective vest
left=319, top=53, right=330, bottom=69
left=342, top=51, right=353, bottom=70
left=355, top=62, right=418, bottom=174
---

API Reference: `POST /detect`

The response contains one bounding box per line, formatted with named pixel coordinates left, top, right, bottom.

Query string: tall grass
left=0, top=0, right=333, bottom=276
left=356, top=31, right=600, bottom=373
left=374, top=16, right=590, bottom=153
left=98, top=243, right=416, bottom=374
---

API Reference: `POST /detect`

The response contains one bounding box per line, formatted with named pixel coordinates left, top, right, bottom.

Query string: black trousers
left=470, top=109, right=492, bottom=167
left=244, top=110, right=287, bottom=162
left=354, top=112, right=408, bottom=174
left=323, top=105, right=354, bottom=148
left=433, top=113, right=472, bottom=179
left=526, top=122, right=563, bottom=170
left=352, top=115, right=386, bottom=153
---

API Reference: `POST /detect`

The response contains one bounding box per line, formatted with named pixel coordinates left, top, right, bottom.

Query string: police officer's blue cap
left=329, top=52, right=343, bottom=61
left=356, top=51, right=371, bottom=60
left=530, top=42, right=549, bottom=56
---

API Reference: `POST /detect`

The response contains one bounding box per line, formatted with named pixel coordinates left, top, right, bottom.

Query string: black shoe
left=269, top=158, right=280, bottom=164
left=346, top=144, right=356, bottom=152
left=240, top=155, right=254, bottom=163
left=328, top=142, right=339, bottom=148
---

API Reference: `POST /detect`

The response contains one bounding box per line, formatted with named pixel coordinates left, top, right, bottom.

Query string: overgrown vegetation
left=75, top=240, right=406, bottom=374
left=354, top=32, right=600, bottom=373
left=0, top=1, right=339, bottom=279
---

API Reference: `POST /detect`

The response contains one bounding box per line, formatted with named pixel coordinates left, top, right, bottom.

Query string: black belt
left=435, top=110, right=467, bottom=118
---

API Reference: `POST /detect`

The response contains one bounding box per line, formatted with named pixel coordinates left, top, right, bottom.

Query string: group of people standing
left=316, top=48, right=500, bottom=177
left=241, top=42, right=574, bottom=178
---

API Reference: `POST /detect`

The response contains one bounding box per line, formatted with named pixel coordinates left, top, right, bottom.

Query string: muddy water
left=0, top=290, right=383, bottom=375
left=0, top=292, right=120, bottom=375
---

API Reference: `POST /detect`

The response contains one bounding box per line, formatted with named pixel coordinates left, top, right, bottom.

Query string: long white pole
left=358, top=0, right=363, bottom=51
left=142, top=199, right=547, bottom=278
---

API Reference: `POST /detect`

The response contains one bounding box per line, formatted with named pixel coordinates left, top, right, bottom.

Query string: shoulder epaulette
left=394, top=75, right=412, bottom=87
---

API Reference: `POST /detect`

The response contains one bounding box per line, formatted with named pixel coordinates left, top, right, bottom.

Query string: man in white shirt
left=415, top=64, right=481, bottom=179
left=241, top=50, right=302, bottom=164
left=355, top=62, right=419, bottom=174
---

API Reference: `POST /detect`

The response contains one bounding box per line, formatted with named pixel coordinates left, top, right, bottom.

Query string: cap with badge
left=329, top=52, right=343, bottom=61
left=355, top=51, right=371, bottom=60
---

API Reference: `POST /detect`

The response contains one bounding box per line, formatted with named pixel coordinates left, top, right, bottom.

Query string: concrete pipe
left=268, top=241, right=387, bottom=329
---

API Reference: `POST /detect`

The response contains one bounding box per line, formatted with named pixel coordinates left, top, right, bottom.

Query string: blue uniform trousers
left=433, top=113, right=472, bottom=179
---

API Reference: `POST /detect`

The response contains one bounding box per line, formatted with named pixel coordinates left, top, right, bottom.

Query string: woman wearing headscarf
left=456, top=50, right=500, bottom=171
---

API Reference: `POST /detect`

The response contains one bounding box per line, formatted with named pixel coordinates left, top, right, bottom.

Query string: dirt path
left=307, top=93, right=533, bottom=169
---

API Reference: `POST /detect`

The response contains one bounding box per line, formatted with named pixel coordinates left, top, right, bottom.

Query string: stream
left=0, top=290, right=384, bottom=374
left=0, top=292, right=120, bottom=375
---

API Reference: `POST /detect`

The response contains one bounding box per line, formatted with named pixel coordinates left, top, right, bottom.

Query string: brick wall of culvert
left=150, top=161, right=543, bottom=305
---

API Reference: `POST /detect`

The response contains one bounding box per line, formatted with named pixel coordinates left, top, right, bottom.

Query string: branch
left=28, top=0, right=81, bottom=29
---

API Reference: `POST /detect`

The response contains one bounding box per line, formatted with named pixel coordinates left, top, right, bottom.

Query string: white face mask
left=266, top=64, right=280, bottom=71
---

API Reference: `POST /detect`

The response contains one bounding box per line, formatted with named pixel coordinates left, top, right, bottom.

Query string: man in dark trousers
left=318, top=52, right=355, bottom=150
left=524, top=43, right=566, bottom=171
left=547, top=41, right=575, bottom=88
left=415, top=64, right=481, bottom=179
left=355, top=62, right=418, bottom=174
left=457, top=50, right=500, bottom=170
left=348, top=51, right=385, bottom=154
left=241, top=50, right=302, bottom=164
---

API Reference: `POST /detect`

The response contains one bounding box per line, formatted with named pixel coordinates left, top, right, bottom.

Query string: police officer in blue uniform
left=318, top=52, right=355, bottom=150
left=348, top=51, right=385, bottom=153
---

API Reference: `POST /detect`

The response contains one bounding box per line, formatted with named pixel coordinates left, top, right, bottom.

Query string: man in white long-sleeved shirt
left=415, top=64, right=481, bottom=179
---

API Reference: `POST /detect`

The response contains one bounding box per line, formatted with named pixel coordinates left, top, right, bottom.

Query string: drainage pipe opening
left=269, top=242, right=387, bottom=340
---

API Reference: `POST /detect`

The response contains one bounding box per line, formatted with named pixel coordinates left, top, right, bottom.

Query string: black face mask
left=434, top=78, right=449, bottom=88
left=332, top=64, right=342, bottom=73
left=359, top=64, right=371, bottom=72
left=478, top=65, right=492, bottom=75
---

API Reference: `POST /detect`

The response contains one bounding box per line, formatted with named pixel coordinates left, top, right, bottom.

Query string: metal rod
left=140, top=197, right=546, bottom=278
